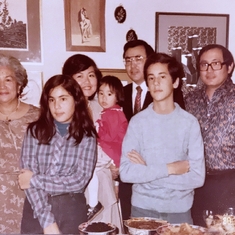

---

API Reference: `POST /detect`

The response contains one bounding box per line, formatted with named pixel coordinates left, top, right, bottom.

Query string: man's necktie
left=134, top=86, right=142, bottom=114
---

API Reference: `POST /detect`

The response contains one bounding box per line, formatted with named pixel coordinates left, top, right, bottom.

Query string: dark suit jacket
left=123, top=83, right=153, bottom=122
left=123, top=83, right=185, bottom=122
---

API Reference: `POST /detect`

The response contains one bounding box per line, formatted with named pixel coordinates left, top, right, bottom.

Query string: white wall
left=22, top=0, right=235, bottom=84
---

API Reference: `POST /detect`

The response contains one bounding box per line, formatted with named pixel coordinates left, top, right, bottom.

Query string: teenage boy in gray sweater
left=120, top=53, right=205, bottom=224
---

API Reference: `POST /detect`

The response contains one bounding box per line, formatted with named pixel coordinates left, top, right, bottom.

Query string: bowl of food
left=78, top=222, right=117, bottom=235
left=124, top=217, right=168, bottom=235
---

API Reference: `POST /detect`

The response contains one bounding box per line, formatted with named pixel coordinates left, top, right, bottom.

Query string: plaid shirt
left=185, top=77, right=235, bottom=171
left=21, top=129, right=97, bottom=229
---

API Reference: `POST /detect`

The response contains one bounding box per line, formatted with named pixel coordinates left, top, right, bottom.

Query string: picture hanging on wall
left=155, top=12, right=229, bottom=86
left=64, top=0, right=106, bottom=52
left=0, top=0, right=41, bottom=63
left=20, top=71, right=43, bottom=107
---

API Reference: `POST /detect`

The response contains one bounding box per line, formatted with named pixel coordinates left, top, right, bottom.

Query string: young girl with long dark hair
left=18, top=74, right=97, bottom=234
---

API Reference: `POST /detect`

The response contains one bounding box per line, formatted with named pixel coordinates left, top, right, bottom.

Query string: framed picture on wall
left=64, top=0, right=106, bottom=52
left=0, top=0, right=41, bottom=63
left=155, top=12, right=229, bottom=54
left=155, top=12, right=229, bottom=86
left=20, top=71, right=43, bottom=107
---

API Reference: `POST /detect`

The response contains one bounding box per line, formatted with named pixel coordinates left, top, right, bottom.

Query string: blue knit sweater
left=120, top=103, right=205, bottom=213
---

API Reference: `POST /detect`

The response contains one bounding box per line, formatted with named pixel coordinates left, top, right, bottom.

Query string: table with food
left=77, top=212, right=235, bottom=235
left=123, top=214, right=235, bottom=235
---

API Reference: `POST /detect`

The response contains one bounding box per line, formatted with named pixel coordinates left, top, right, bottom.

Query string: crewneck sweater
left=120, top=103, right=205, bottom=213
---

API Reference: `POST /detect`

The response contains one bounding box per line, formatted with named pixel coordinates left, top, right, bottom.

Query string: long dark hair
left=27, top=74, right=97, bottom=145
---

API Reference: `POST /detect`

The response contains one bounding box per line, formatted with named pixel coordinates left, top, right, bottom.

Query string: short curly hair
left=0, top=54, right=28, bottom=96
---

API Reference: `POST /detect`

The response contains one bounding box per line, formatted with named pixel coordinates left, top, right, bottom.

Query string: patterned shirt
left=0, top=105, right=39, bottom=234
left=21, top=129, right=97, bottom=229
left=185, top=77, right=235, bottom=171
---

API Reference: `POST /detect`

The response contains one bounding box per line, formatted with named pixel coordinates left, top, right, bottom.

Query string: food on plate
left=127, top=219, right=166, bottom=229
left=78, top=221, right=116, bottom=234
left=125, top=217, right=168, bottom=235
left=85, top=222, right=114, bottom=232
left=205, top=213, right=235, bottom=234
left=157, top=223, right=211, bottom=235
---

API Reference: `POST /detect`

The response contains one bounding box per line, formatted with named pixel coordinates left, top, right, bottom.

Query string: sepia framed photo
left=64, top=0, right=106, bottom=52
left=0, top=0, right=41, bottom=63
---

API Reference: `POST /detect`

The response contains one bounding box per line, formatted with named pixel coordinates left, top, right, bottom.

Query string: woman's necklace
left=0, top=99, right=21, bottom=122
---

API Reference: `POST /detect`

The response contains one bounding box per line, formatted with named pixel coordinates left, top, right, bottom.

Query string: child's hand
left=110, top=164, right=119, bottom=180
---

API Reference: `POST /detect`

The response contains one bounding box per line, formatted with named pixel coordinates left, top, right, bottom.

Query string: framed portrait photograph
left=64, top=0, right=106, bottom=52
left=155, top=12, right=229, bottom=86
left=0, top=0, right=41, bottom=63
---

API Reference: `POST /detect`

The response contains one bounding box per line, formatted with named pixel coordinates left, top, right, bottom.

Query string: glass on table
left=203, top=208, right=235, bottom=234
left=203, top=210, right=214, bottom=228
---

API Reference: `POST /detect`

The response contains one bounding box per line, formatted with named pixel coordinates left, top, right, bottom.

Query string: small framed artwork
left=155, top=12, right=229, bottom=86
left=20, top=71, right=43, bottom=107
left=64, top=0, right=106, bottom=52
left=0, top=0, right=41, bottom=63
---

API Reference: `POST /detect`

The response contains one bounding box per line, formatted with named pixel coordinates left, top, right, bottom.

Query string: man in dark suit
left=122, top=40, right=155, bottom=121
left=119, top=40, right=185, bottom=221
left=119, top=40, right=155, bottom=222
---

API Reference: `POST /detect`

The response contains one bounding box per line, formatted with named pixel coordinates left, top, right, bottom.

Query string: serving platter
left=156, top=223, right=210, bottom=235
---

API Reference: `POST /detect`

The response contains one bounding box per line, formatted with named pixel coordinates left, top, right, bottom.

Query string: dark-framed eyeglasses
left=123, top=55, right=146, bottom=66
left=199, top=61, right=226, bottom=71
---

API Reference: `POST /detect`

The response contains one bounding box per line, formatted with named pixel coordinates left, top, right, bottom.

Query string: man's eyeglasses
left=199, top=61, right=226, bottom=71
left=123, top=55, right=146, bottom=66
